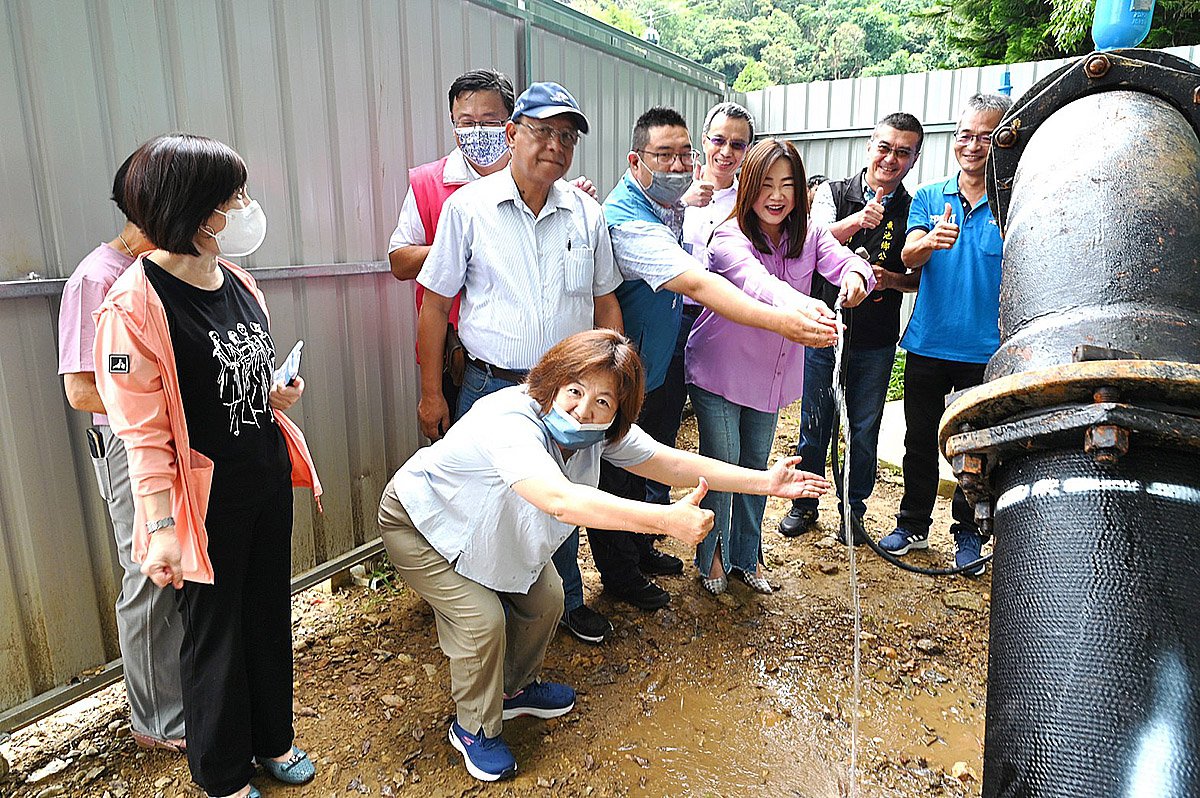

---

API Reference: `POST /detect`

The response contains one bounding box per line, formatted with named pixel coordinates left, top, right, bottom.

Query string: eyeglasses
left=954, top=132, right=993, bottom=146
left=516, top=120, right=580, bottom=147
left=453, top=119, right=507, bottom=131
left=705, top=135, right=749, bottom=152
left=869, top=140, right=917, bottom=160
left=636, top=149, right=701, bottom=169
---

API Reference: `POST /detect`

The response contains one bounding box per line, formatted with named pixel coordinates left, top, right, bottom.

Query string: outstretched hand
left=765, top=456, right=831, bottom=499
left=662, top=477, right=714, bottom=545
left=781, top=297, right=840, bottom=347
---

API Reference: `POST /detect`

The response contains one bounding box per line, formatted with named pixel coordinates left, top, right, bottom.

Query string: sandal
left=132, top=731, right=187, bottom=753
left=257, top=746, right=316, bottom=785
left=737, top=569, right=774, bottom=595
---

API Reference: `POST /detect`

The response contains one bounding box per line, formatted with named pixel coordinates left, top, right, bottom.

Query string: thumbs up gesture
left=858, top=194, right=886, bottom=230
left=663, top=477, right=715, bottom=545
left=929, top=202, right=960, bottom=250
left=682, top=162, right=715, bottom=208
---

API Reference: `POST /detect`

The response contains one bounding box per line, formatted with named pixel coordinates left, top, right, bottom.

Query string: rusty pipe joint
left=1084, top=424, right=1130, bottom=464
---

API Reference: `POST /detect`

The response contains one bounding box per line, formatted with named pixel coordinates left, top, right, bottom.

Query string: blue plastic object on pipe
left=1092, top=0, right=1155, bottom=50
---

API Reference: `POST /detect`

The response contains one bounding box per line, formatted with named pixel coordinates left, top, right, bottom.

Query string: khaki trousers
left=378, top=485, right=563, bottom=736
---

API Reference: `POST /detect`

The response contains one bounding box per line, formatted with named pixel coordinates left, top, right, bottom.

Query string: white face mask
left=203, top=197, right=267, bottom=257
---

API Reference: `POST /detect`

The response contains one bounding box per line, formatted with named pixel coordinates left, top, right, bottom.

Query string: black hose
left=828, top=309, right=991, bottom=577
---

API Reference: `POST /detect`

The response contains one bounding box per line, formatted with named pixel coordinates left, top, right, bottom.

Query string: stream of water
left=831, top=303, right=862, bottom=798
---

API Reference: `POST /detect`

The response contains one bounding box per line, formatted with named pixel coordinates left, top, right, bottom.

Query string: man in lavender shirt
left=58, top=155, right=186, bottom=752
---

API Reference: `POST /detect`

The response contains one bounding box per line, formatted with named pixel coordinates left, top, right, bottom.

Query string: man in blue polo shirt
left=880, top=93, right=1012, bottom=576
left=591, top=106, right=838, bottom=611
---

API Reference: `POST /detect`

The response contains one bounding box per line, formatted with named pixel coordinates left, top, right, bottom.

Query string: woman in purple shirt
left=685, top=139, right=874, bottom=595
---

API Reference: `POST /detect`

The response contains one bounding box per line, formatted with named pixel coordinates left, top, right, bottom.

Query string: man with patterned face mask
left=592, top=107, right=843, bottom=613
left=388, top=70, right=597, bottom=420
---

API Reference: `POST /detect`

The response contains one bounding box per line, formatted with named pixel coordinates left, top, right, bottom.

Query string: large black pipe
left=940, top=50, right=1200, bottom=796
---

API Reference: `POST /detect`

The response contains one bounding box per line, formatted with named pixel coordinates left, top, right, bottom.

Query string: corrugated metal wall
left=742, top=45, right=1200, bottom=189
left=0, top=0, right=724, bottom=733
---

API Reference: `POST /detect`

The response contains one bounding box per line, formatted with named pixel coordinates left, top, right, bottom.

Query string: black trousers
left=590, top=383, right=675, bottom=589
left=176, top=479, right=295, bottom=795
left=896, top=352, right=985, bottom=534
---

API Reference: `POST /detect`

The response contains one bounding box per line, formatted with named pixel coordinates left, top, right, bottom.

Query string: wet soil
left=2, top=403, right=990, bottom=798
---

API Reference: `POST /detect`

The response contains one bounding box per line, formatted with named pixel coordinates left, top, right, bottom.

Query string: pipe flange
left=987, top=49, right=1200, bottom=233
left=939, top=359, right=1200, bottom=453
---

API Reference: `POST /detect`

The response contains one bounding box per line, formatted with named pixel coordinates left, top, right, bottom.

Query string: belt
left=466, top=354, right=529, bottom=385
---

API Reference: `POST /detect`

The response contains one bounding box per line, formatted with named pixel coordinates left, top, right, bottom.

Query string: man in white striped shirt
left=415, top=82, right=624, bottom=645
left=416, top=81, right=622, bottom=439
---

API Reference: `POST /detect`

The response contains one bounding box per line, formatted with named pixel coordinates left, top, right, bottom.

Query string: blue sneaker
left=954, top=527, right=988, bottom=577
left=502, top=680, right=576, bottom=720
left=879, top=527, right=930, bottom=555
left=448, top=721, right=517, bottom=781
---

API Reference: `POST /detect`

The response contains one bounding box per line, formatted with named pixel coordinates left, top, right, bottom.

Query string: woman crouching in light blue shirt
left=377, top=329, right=830, bottom=782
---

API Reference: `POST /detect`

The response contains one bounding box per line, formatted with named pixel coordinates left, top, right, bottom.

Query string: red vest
left=409, top=156, right=465, bottom=326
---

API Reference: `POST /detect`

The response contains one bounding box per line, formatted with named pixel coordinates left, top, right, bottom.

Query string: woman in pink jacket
left=94, top=134, right=321, bottom=798
left=685, top=139, right=874, bottom=596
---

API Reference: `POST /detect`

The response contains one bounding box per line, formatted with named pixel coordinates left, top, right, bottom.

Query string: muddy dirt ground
left=2, top=403, right=991, bottom=798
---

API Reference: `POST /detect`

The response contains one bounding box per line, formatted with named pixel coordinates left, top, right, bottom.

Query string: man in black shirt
left=779, top=112, right=924, bottom=541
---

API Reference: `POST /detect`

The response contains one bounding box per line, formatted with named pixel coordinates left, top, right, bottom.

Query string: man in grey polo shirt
left=416, top=81, right=622, bottom=645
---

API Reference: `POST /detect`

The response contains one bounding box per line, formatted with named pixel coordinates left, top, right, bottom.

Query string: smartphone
left=85, top=426, right=106, bottom=459
left=273, top=340, right=304, bottom=386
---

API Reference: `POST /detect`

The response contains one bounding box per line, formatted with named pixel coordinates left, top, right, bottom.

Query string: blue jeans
left=455, top=359, right=523, bottom=421
left=550, top=528, right=584, bottom=612
left=794, top=344, right=895, bottom=520
left=688, top=384, right=778, bottom=576
left=645, top=305, right=700, bottom=505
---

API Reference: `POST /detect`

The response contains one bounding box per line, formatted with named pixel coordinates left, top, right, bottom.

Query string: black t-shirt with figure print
left=144, top=259, right=291, bottom=508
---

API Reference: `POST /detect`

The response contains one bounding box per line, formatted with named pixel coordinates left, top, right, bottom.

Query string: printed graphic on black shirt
left=207, top=322, right=276, bottom=436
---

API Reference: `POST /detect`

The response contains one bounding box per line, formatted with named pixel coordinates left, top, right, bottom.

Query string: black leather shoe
left=834, top=514, right=869, bottom=546
left=606, top=579, right=671, bottom=610
left=778, top=503, right=819, bottom=537
left=639, top=548, right=684, bottom=576
left=559, top=605, right=612, bottom=644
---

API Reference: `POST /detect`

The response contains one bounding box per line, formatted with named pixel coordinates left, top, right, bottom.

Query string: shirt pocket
left=981, top=224, right=1004, bottom=257
left=563, top=247, right=593, bottom=296
left=90, top=451, right=115, bottom=502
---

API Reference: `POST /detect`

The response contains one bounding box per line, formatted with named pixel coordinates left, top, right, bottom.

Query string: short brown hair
left=526, top=330, right=645, bottom=442
left=733, top=138, right=808, bottom=259
left=123, top=133, right=248, bottom=256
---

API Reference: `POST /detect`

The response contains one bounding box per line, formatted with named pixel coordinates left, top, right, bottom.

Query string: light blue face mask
left=456, top=126, right=509, bottom=169
left=543, top=405, right=611, bottom=450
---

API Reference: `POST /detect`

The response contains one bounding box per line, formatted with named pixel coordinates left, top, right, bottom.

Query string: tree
left=733, top=59, right=772, bottom=90
left=942, top=0, right=1200, bottom=62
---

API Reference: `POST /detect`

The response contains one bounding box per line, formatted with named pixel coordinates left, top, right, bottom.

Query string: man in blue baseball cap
left=415, top=80, right=623, bottom=656
left=511, top=80, right=591, bottom=133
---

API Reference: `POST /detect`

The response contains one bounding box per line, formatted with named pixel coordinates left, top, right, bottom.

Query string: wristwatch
left=145, top=516, right=176, bottom=534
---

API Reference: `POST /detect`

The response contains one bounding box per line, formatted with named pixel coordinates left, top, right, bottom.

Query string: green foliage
left=567, top=0, right=963, bottom=85
left=887, top=349, right=906, bottom=402
left=941, top=0, right=1200, bottom=62
left=733, top=59, right=772, bottom=90
left=568, top=0, right=1200, bottom=87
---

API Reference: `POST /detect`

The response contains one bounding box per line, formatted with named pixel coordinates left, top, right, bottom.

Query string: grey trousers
left=378, top=485, right=562, bottom=737
left=93, top=426, right=186, bottom=740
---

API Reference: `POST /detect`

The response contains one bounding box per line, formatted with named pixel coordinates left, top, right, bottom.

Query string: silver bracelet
left=146, top=516, right=176, bottom=534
